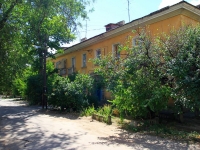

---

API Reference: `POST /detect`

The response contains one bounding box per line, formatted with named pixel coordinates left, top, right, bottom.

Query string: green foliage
left=158, top=25, right=200, bottom=114
left=12, top=67, right=34, bottom=98
left=48, top=73, right=94, bottom=111
left=96, top=104, right=112, bottom=117
left=80, top=105, right=96, bottom=116
left=93, top=30, right=171, bottom=119
left=11, top=62, right=58, bottom=104
left=123, top=122, right=200, bottom=142
left=93, top=25, right=200, bottom=118
left=26, top=74, right=43, bottom=105
left=0, top=0, right=94, bottom=95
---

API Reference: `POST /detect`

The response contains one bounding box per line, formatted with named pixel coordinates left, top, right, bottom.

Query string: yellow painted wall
left=50, top=14, right=199, bottom=100
left=52, top=14, right=199, bottom=75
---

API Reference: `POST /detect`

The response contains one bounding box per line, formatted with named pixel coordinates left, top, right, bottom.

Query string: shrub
left=48, top=73, right=94, bottom=111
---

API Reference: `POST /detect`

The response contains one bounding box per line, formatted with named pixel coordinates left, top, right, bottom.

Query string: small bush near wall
left=48, top=73, right=94, bottom=111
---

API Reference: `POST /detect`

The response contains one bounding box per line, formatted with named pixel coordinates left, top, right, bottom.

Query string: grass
left=96, top=104, right=111, bottom=117
left=121, top=121, right=200, bottom=143
left=80, top=105, right=96, bottom=116
left=81, top=106, right=200, bottom=142
left=81, top=104, right=112, bottom=117
left=81, top=104, right=112, bottom=124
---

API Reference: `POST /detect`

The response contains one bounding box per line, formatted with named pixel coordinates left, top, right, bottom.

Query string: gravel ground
left=0, top=99, right=199, bottom=150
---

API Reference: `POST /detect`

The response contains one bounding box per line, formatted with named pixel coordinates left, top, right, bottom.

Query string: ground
left=0, top=98, right=199, bottom=150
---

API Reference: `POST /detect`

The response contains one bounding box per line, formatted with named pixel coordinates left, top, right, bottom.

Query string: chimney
left=80, top=37, right=87, bottom=42
left=105, top=20, right=125, bottom=32
left=196, top=4, right=200, bottom=9
left=117, top=20, right=125, bottom=26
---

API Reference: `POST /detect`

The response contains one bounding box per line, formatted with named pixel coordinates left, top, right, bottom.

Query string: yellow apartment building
left=50, top=1, right=200, bottom=102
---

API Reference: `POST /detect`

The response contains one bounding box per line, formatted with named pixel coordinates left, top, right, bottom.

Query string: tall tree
left=0, top=0, right=92, bottom=95
left=0, top=0, right=30, bottom=94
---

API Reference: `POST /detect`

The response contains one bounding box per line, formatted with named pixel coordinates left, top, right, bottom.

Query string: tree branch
left=0, top=0, right=19, bottom=31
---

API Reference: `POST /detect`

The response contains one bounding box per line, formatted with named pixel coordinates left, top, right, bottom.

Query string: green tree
left=0, top=0, right=93, bottom=97
left=93, top=31, right=171, bottom=119
left=160, top=25, right=200, bottom=115
left=0, top=0, right=34, bottom=94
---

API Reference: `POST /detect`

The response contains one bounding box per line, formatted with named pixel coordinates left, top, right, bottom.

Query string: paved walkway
left=0, top=99, right=199, bottom=150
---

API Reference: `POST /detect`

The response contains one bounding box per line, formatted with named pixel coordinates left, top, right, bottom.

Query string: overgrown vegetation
left=122, top=122, right=200, bottom=142
left=92, top=25, right=200, bottom=120
left=81, top=104, right=112, bottom=117
left=48, top=73, right=94, bottom=111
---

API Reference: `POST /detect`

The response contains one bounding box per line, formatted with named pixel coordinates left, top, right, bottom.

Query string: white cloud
left=190, top=0, right=200, bottom=5
left=159, top=0, right=182, bottom=9
left=158, top=0, right=200, bottom=9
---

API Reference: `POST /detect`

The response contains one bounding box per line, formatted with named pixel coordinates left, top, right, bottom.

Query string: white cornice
left=54, top=2, right=200, bottom=58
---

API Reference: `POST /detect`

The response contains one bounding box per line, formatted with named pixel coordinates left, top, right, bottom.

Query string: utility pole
left=42, top=43, right=47, bottom=109
left=85, top=20, right=87, bottom=38
left=42, top=41, right=47, bottom=109
left=127, top=0, right=130, bottom=22
left=33, top=43, right=48, bottom=109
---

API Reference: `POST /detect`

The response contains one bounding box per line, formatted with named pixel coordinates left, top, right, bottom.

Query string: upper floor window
left=55, top=59, right=67, bottom=69
left=113, top=44, right=120, bottom=58
left=96, top=49, right=101, bottom=59
left=133, top=37, right=142, bottom=47
left=82, top=53, right=87, bottom=67
left=61, top=59, right=67, bottom=69
left=56, top=61, right=61, bottom=69
left=72, top=57, right=76, bottom=68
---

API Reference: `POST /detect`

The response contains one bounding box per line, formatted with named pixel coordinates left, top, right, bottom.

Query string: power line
left=79, top=28, right=104, bottom=33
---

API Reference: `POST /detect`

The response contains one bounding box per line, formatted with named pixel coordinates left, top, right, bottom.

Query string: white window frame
left=82, top=53, right=87, bottom=67
left=95, top=49, right=101, bottom=59
left=71, top=57, right=76, bottom=68
left=56, top=61, right=61, bottom=69
left=112, top=43, right=120, bottom=58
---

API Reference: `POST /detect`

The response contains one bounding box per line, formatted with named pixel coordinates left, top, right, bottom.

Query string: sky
left=64, top=0, right=200, bottom=47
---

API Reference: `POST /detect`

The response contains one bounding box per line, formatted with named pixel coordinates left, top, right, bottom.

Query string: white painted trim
left=71, top=57, right=76, bottom=68
left=82, top=53, right=87, bottom=67
left=112, top=43, right=120, bottom=58
left=95, top=48, right=101, bottom=59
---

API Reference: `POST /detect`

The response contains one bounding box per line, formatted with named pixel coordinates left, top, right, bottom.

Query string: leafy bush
left=80, top=105, right=96, bottom=116
left=26, top=74, right=43, bottom=104
left=93, top=30, right=171, bottom=119
left=96, top=104, right=112, bottom=117
left=48, top=73, right=94, bottom=111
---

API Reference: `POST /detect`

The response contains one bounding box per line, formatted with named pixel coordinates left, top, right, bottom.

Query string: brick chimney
left=80, top=37, right=87, bottom=42
left=105, top=20, right=125, bottom=32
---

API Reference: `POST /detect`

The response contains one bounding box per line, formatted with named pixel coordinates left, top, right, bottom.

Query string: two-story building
left=50, top=1, right=200, bottom=102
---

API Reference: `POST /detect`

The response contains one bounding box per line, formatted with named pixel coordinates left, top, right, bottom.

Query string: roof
left=56, top=1, right=200, bottom=57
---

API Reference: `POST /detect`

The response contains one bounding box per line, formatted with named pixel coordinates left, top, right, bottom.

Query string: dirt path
left=0, top=99, right=199, bottom=150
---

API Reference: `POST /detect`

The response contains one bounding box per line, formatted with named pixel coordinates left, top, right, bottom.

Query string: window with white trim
left=96, top=49, right=101, bottom=59
left=113, top=44, right=120, bottom=58
left=82, top=53, right=87, bottom=67
left=72, top=57, right=75, bottom=68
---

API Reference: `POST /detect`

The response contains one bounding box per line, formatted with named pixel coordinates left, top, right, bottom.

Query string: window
left=60, top=59, right=67, bottom=69
left=56, top=61, right=61, bottom=69
left=133, top=37, right=142, bottom=47
left=72, top=57, right=75, bottom=68
left=96, top=49, right=101, bottom=59
left=113, top=44, right=120, bottom=58
left=82, top=53, right=87, bottom=67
